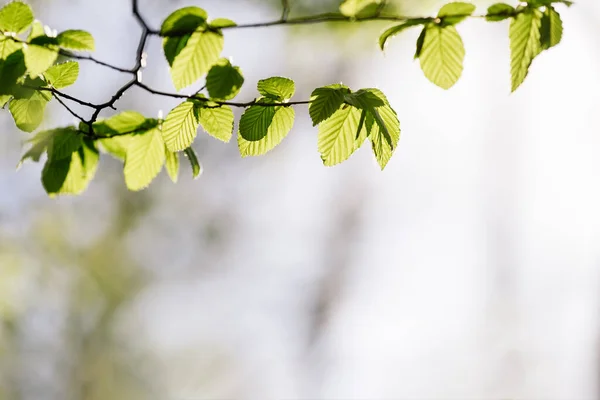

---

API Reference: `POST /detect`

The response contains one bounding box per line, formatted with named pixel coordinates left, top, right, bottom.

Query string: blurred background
left=2, top=0, right=600, bottom=399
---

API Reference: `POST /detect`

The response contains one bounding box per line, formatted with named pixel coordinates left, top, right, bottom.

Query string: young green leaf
left=165, top=147, right=180, bottom=183
left=318, top=105, right=364, bottom=166
left=162, top=101, right=200, bottom=151
left=56, top=30, right=95, bottom=52
left=43, top=61, right=79, bottom=89
left=18, top=128, right=57, bottom=168
left=486, top=3, right=515, bottom=22
left=206, top=58, right=244, bottom=100
left=257, top=77, right=295, bottom=101
left=23, top=37, right=59, bottom=76
left=238, top=107, right=294, bottom=157
left=0, top=1, right=33, bottom=34
left=168, top=30, right=223, bottom=90
left=366, top=89, right=400, bottom=169
left=42, top=139, right=99, bottom=196
left=414, top=27, right=427, bottom=59
left=340, top=0, right=382, bottom=17
left=99, top=135, right=132, bottom=160
left=540, top=6, right=562, bottom=50
left=418, top=25, right=465, bottom=89
left=0, top=36, right=22, bottom=59
left=438, top=2, right=476, bottom=25
left=160, top=7, right=207, bottom=36
left=379, top=19, right=428, bottom=51
left=309, top=84, right=350, bottom=126
left=238, top=105, right=277, bottom=141
left=197, top=104, right=234, bottom=142
left=9, top=98, right=45, bottom=132
left=209, top=18, right=237, bottom=29
left=183, top=147, right=202, bottom=179
left=0, top=50, right=26, bottom=95
left=95, top=111, right=148, bottom=135
left=124, top=128, right=166, bottom=191
left=47, top=127, right=83, bottom=160
left=510, top=8, right=542, bottom=92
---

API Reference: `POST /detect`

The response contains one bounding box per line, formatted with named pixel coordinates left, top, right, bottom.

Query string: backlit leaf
left=197, top=104, right=234, bottom=142
left=418, top=24, right=465, bottom=89
left=124, top=128, right=166, bottom=191
left=238, top=107, right=294, bottom=157
left=162, top=101, right=199, bottom=151
left=510, top=8, right=542, bottom=92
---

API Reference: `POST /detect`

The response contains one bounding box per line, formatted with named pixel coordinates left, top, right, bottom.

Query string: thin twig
left=51, top=93, right=87, bottom=123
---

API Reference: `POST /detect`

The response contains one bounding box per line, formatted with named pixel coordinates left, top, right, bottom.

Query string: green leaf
left=206, top=58, right=244, bottom=100
left=510, top=8, right=542, bottom=92
left=486, top=3, right=515, bottom=22
left=9, top=98, right=44, bottom=132
left=0, top=1, right=33, bottom=34
left=309, top=84, right=350, bottom=126
left=184, top=147, right=202, bottom=179
left=238, top=107, right=294, bottom=157
left=0, top=94, right=10, bottom=107
left=238, top=104, right=277, bottom=141
left=94, top=111, right=148, bottom=135
left=162, top=101, right=199, bottom=151
left=414, top=27, right=427, bottom=59
left=209, top=18, right=237, bottom=29
left=418, top=25, right=465, bottom=89
left=438, top=2, right=476, bottom=24
left=0, top=36, right=21, bottom=59
left=28, top=21, right=44, bottom=40
left=56, top=30, right=95, bottom=52
left=47, top=127, right=82, bottom=160
left=379, top=19, right=428, bottom=51
left=165, top=147, right=180, bottom=183
left=18, top=128, right=57, bottom=168
left=23, top=37, right=59, bottom=76
left=43, top=61, right=79, bottom=89
left=124, top=128, right=166, bottom=191
left=0, top=50, right=26, bottom=95
left=42, top=139, right=99, bottom=196
left=318, top=105, right=364, bottom=166
left=168, top=29, right=223, bottom=90
left=257, top=77, right=295, bottom=101
left=366, top=89, right=400, bottom=169
left=540, top=6, right=562, bottom=50
left=197, top=104, right=234, bottom=142
left=160, top=7, right=207, bottom=36
left=340, top=0, right=382, bottom=17
left=99, top=135, right=132, bottom=160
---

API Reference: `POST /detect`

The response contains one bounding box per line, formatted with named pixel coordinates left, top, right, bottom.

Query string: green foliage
left=417, top=24, right=466, bottom=89
left=43, top=61, right=79, bottom=88
left=510, top=8, right=543, bottom=92
left=162, top=100, right=199, bottom=151
left=206, top=58, right=244, bottom=100
left=56, top=30, right=95, bottom=51
left=184, top=147, right=202, bottom=178
left=540, top=6, right=563, bottom=49
left=160, top=7, right=226, bottom=90
left=339, top=0, right=382, bottom=17
left=0, top=1, right=33, bottom=34
left=9, top=98, right=45, bottom=132
left=0, top=0, right=574, bottom=196
left=257, top=77, right=295, bottom=101
left=165, top=148, right=180, bottom=183
left=123, top=127, right=165, bottom=191
left=486, top=4, right=516, bottom=22
left=197, top=104, right=234, bottom=143
left=239, top=104, right=277, bottom=141
left=238, top=107, right=295, bottom=157
left=42, top=139, right=99, bottom=196
left=309, top=84, right=350, bottom=126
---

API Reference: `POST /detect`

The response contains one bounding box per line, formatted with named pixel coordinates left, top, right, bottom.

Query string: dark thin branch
left=59, top=50, right=132, bottom=74
left=134, top=81, right=310, bottom=107
left=51, top=93, right=86, bottom=123
left=18, top=0, right=492, bottom=134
